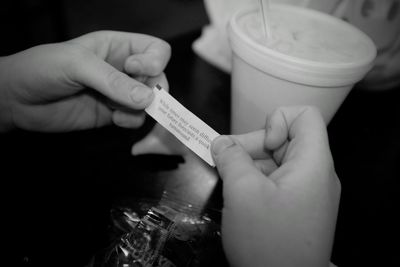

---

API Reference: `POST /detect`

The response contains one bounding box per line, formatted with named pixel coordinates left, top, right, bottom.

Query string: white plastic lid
left=229, top=4, right=377, bottom=87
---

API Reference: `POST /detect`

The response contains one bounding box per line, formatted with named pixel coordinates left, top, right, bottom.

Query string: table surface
left=2, top=30, right=400, bottom=267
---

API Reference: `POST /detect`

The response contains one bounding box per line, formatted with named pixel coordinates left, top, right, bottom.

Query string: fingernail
left=129, top=86, right=153, bottom=104
left=212, top=136, right=235, bottom=156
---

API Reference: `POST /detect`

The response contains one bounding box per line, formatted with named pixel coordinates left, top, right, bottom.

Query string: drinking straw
left=259, top=0, right=272, bottom=40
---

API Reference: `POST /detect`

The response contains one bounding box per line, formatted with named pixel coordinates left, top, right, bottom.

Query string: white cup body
left=231, top=56, right=352, bottom=134
left=229, top=4, right=376, bottom=134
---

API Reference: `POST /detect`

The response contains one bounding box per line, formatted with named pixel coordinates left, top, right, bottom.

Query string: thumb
left=211, top=135, right=260, bottom=184
left=71, top=50, right=154, bottom=110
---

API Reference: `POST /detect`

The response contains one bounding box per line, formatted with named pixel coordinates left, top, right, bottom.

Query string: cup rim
left=228, top=4, right=377, bottom=87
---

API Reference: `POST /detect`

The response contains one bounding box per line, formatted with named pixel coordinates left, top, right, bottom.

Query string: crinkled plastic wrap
left=92, top=192, right=227, bottom=267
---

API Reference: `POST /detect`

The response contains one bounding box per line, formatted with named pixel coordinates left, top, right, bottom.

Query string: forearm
left=0, top=56, right=15, bottom=132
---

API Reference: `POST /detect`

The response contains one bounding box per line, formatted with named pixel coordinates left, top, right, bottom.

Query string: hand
left=0, top=31, right=171, bottom=132
left=211, top=106, right=341, bottom=267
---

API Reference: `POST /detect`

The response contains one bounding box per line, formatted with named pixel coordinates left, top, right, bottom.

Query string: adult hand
left=211, top=106, right=341, bottom=267
left=0, top=31, right=171, bottom=132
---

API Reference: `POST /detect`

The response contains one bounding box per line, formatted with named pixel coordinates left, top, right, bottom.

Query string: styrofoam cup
left=228, top=4, right=376, bottom=134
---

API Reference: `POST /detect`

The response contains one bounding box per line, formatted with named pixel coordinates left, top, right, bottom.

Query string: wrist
left=0, top=56, right=16, bottom=132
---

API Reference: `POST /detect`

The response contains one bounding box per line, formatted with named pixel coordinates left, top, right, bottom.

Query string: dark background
left=0, top=0, right=208, bottom=55
left=1, top=0, right=400, bottom=266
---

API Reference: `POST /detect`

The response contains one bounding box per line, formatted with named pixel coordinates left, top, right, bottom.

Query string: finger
left=212, top=135, right=277, bottom=211
left=211, top=135, right=265, bottom=184
left=124, top=36, right=171, bottom=76
left=231, top=130, right=272, bottom=160
left=131, top=72, right=168, bottom=93
left=265, top=106, right=331, bottom=165
left=230, top=131, right=277, bottom=175
left=70, top=31, right=171, bottom=75
left=271, top=141, right=290, bottom=166
left=70, top=50, right=154, bottom=110
left=112, top=110, right=146, bottom=128
left=254, top=159, right=278, bottom=176
left=132, top=75, right=148, bottom=84
left=102, top=72, right=168, bottom=112
left=144, top=72, right=169, bottom=92
left=264, top=110, right=289, bottom=150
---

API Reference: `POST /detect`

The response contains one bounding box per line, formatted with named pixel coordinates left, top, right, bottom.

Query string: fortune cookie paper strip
left=145, top=85, right=220, bottom=166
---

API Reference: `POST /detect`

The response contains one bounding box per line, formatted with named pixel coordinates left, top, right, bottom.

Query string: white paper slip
left=145, top=84, right=220, bottom=166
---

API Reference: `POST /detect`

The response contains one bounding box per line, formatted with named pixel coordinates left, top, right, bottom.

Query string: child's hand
left=212, top=106, right=341, bottom=267
left=0, top=31, right=171, bottom=132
